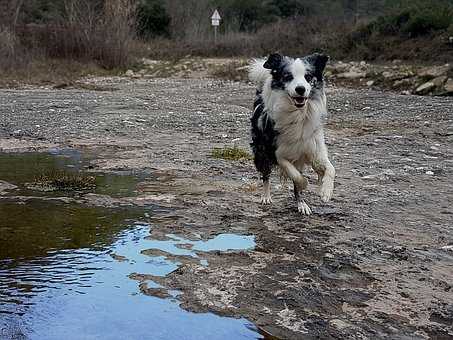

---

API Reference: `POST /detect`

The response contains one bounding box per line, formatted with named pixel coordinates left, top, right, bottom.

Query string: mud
left=0, top=76, right=452, bottom=339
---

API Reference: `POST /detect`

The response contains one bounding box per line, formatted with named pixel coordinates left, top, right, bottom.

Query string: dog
left=248, top=53, right=335, bottom=215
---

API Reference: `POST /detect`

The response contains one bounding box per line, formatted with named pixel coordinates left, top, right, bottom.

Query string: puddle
left=143, top=233, right=255, bottom=259
left=0, top=149, right=141, bottom=197
left=0, top=224, right=260, bottom=340
left=0, top=150, right=262, bottom=339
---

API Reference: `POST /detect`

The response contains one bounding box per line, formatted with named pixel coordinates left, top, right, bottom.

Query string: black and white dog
left=249, top=53, right=335, bottom=215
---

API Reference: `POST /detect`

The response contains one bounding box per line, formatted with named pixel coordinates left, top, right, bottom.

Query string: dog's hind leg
left=259, top=160, right=272, bottom=204
left=293, top=181, right=311, bottom=215
left=253, top=150, right=273, bottom=205
left=261, top=175, right=272, bottom=205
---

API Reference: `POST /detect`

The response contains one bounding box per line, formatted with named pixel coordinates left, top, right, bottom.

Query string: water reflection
left=0, top=150, right=263, bottom=340
left=1, top=223, right=262, bottom=340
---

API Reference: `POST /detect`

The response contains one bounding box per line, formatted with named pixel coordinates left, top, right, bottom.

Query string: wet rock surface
left=1, top=77, right=453, bottom=339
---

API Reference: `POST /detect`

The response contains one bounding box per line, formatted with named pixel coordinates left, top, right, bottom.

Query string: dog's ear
left=263, top=53, right=283, bottom=70
left=305, top=53, right=329, bottom=77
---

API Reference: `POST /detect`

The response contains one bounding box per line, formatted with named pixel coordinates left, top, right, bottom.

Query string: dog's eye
left=282, top=73, right=293, bottom=82
left=305, top=74, right=314, bottom=82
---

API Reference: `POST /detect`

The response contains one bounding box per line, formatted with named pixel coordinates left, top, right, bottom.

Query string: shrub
left=15, top=0, right=138, bottom=69
left=402, top=4, right=452, bottom=36
left=357, top=2, right=453, bottom=39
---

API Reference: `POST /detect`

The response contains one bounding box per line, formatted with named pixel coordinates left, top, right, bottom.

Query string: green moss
left=211, top=147, right=252, bottom=161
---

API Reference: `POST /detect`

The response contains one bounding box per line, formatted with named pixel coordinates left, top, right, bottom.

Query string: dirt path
left=1, top=77, right=452, bottom=339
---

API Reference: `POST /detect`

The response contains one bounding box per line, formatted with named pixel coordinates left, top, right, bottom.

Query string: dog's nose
left=295, top=86, right=306, bottom=96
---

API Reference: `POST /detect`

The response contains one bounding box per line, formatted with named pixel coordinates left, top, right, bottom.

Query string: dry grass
left=0, top=58, right=119, bottom=88
left=208, top=60, right=248, bottom=81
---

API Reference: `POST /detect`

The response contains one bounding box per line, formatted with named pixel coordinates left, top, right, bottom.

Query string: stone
left=125, top=69, right=134, bottom=77
left=337, top=71, right=366, bottom=79
left=432, top=75, right=447, bottom=87
left=0, top=180, right=17, bottom=195
left=330, top=319, right=352, bottom=330
left=332, top=62, right=349, bottom=73
left=418, top=64, right=451, bottom=78
left=141, top=58, right=159, bottom=66
left=393, top=78, right=414, bottom=88
left=444, top=78, right=453, bottom=93
left=415, top=81, right=435, bottom=94
left=366, top=80, right=374, bottom=86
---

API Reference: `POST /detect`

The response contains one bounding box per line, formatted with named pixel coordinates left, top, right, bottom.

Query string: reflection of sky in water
left=1, top=225, right=260, bottom=340
left=145, top=233, right=256, bottom=257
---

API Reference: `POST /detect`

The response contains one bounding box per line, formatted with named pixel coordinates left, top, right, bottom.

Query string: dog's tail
left=248, top=58, right=270, bottom=89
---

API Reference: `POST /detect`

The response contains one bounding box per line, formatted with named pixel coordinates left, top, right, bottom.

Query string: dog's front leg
left=312, top=136, right=335, bottom=202
left=278, top=158, right=310, bottom=214
left=293, top=181, right=311, bottom=215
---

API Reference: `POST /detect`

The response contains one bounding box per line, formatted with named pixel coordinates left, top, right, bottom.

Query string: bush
left=402, top=4, right=452, bottom=36
left=13, top=0, right=138, bottom=70
left=358, top=2, right=453, bottom=39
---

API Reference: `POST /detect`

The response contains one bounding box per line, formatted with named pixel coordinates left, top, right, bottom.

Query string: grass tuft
left=32, top=171, right=96, bottom=191
left=212, top=147, right=252, bottom=161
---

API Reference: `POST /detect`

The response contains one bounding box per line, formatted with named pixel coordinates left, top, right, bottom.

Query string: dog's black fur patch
left=264, top=56, right=293, bottom=91
left=250, top=90, right=278, bottom=181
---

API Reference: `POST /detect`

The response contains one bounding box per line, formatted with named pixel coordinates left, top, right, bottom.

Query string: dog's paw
left=261, top=196, right=272, bottom=205
left=297, top=201, right=312, bottom=215
left=319, top=180, right=334, bottom=202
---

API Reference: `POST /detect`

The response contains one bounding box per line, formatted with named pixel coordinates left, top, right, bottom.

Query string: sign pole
left=211, top=9, right=221, bottom=45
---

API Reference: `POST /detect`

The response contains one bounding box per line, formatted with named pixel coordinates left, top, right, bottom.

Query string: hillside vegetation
left=0, top=0, right=452, bottom=83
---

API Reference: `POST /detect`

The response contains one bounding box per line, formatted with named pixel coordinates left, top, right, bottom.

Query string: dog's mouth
left=291, top=96, right=307, bottom=108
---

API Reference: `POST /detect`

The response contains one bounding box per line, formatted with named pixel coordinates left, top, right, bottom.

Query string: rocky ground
left=118, top=57, right=453, bottom=97
left=1, top=75, right=453, bottom=339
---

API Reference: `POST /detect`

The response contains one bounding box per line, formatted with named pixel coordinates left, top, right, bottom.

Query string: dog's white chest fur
left=263, top=83, right=326, bottom=166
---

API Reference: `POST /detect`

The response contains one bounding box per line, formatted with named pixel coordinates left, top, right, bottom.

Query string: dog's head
left=263, top=53, right=329, bottom=109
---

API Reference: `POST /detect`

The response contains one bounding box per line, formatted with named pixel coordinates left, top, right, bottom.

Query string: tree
left=137, top=0, right=170, bottom=38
